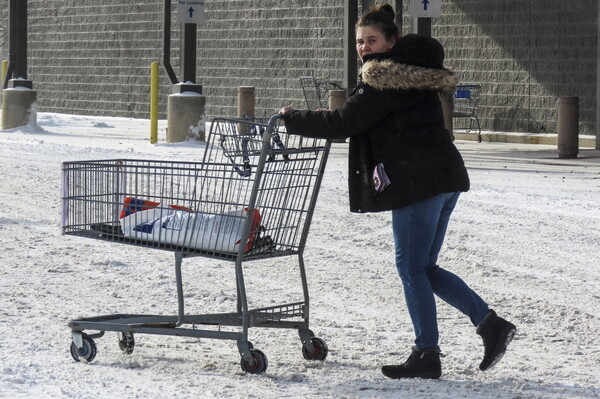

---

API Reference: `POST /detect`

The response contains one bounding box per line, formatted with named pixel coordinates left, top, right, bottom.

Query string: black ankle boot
left=477, top=309, right=516, bottom=371
left=381, top=347, right=442, bottom=379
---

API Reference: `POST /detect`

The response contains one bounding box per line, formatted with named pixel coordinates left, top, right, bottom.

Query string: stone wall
left=25, top=1, right=167, bottom=117
left=434, top=0, right=597, bottom=134
left=0, top=1, right=596, bottom=134
left=1, top=0, right=344, bottom=120
left=196, top=1, right=344, bottom=117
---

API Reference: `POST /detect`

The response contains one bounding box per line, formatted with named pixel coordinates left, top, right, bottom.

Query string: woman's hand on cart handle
left=278, top=106, right=295, bottom=116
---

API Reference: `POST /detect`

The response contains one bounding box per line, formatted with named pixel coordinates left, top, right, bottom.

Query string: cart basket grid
left=61, top=116, right=331, bottom=261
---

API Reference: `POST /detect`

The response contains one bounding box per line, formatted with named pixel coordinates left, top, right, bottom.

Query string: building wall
left=195, top=1, right=344, bottom=118
left=23, top=2, right=166, bottom=117
left=3, top=0, right=344, bottom=120
left=435, top=0, right=597, bottom=134
left=0, top=1, right=596, bottom=134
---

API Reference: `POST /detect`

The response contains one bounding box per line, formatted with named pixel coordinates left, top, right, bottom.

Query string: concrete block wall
left=433, top=0, right=597, bottom=135
left=0, top=1, right=596, bottom=135
left=196, top=1, right=344, bottom=118
left=24, top=1, right=169, bottom=117
left=0, top=0, right=344, bottom=120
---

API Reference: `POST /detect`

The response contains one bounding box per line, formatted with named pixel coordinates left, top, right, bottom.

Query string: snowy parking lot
left=1, top=113, right=599, bottom=398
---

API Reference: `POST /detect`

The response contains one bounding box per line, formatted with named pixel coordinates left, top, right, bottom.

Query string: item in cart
left=119, top=197, right=161, bottom=218
left=119, top=206, right=262, bottom=253
left=119, top=197, right=192, bottom=219
left=249, top=226, right=275, bottom=253
left=90, top=222, right=124, bottom=236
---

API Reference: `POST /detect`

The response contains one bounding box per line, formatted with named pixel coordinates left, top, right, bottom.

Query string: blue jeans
left=392, top=192, right=489, bottom=351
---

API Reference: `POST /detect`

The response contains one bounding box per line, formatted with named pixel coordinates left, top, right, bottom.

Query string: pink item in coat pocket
left=373, top=163, right=391, bottom=193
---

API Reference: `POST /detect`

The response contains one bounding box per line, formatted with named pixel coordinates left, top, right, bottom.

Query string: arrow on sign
left=422, top=0, right=430, bottom=10
left=188, top=7, right=195, bottom=18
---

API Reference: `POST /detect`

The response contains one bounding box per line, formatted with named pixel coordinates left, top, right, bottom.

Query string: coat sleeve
left=282, top=85, right=395, bottom=139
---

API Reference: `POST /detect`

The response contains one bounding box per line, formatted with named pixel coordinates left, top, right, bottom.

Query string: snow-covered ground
left=1, top=113, right=599, bottom=398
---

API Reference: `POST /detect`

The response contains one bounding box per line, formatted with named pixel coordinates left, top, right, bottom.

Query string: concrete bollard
left=167, top=92, right=206, bottom=143
left=237, top=86, right=255, bottom=119
left=237, top=86, right=255, bottom=135
left=439, top=91, right=454, bottom=141
left=2, top=87, right=37, bottom=130
left=328, top=90, right=347, bottom=143
left=557, top=96, right=579, bottom=159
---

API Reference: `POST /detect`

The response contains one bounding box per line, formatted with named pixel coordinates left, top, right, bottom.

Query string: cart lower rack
left=61, top=115, right=331, bottom=374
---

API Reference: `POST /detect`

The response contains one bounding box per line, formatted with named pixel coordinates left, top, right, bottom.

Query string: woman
left=278, top=4, right=516, bottom=380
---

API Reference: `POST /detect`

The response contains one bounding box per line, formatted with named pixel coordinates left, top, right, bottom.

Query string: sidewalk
left=454, top=133, right=600, bottom=172
left=328, top=130, right=600, bottom=173
left=454, top=129, right=597, bottom=149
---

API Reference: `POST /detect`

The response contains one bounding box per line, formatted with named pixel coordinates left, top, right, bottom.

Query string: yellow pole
left=1, top=60, right=8, bottom=87
left=150, top=62, right=159, bottom=144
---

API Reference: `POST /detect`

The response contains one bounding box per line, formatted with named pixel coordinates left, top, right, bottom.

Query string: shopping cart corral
left=61, top=115, right=331, bottom=374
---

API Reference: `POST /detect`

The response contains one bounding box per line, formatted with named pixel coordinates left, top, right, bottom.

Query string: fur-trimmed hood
left=361, top=59, right=457, bottom=93
left=281, top=34, right=469, bottom=213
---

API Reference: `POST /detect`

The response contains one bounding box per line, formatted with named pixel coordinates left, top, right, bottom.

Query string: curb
left=453, top=130, right=597, bottom=149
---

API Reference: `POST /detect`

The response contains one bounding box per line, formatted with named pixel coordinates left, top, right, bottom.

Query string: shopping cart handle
left=266, top=114, right=290, bottom=162
left=268, top=114, right=283, bottom=126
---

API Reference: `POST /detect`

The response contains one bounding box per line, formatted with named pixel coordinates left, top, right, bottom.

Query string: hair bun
left=356, top=3, right=399, bottom=43
left=372, top=4, right=396, bottom=21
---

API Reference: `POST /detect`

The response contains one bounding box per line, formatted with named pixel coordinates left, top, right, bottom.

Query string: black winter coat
left=282, top=52, right=470, bottom=213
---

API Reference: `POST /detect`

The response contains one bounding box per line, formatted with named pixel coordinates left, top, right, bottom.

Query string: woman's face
left=356, top=26, right=395, bottom=60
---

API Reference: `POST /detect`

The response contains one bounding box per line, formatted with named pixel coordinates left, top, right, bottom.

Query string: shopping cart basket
left=61, top=115, right=331, bottom=374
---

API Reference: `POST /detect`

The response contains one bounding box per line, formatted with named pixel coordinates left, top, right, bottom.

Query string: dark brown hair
left=356, top=3, right=399, bottom=42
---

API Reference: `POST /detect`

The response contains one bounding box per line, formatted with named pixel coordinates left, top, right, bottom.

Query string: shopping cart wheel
left=70, top=334, right=97, bottom=363
left=302, top=337, right=328, bottom=361
left=240, top=348, right=268, bottom=374
left=118, top=332, right=135, bottom=355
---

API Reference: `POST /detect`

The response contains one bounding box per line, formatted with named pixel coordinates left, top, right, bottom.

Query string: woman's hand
left=278, top=106, right=294, bottom=116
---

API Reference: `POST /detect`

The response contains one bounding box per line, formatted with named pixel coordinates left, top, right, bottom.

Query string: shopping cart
left=299, top=76, right=344, bottom=110
left=299, top=76, right=330, bottom=110
left=452, top=84, right=482, bottom=143
left=61, top=115, right=331, bottom=374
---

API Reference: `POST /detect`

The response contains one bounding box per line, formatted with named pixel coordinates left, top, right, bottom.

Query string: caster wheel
left=70, top=334, right=97, bottom=363
left=240, top=348, right=268, bottom=374
left=302, top=336, right=328, bottom=361
left=118, top=332, right=135, bottom=355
